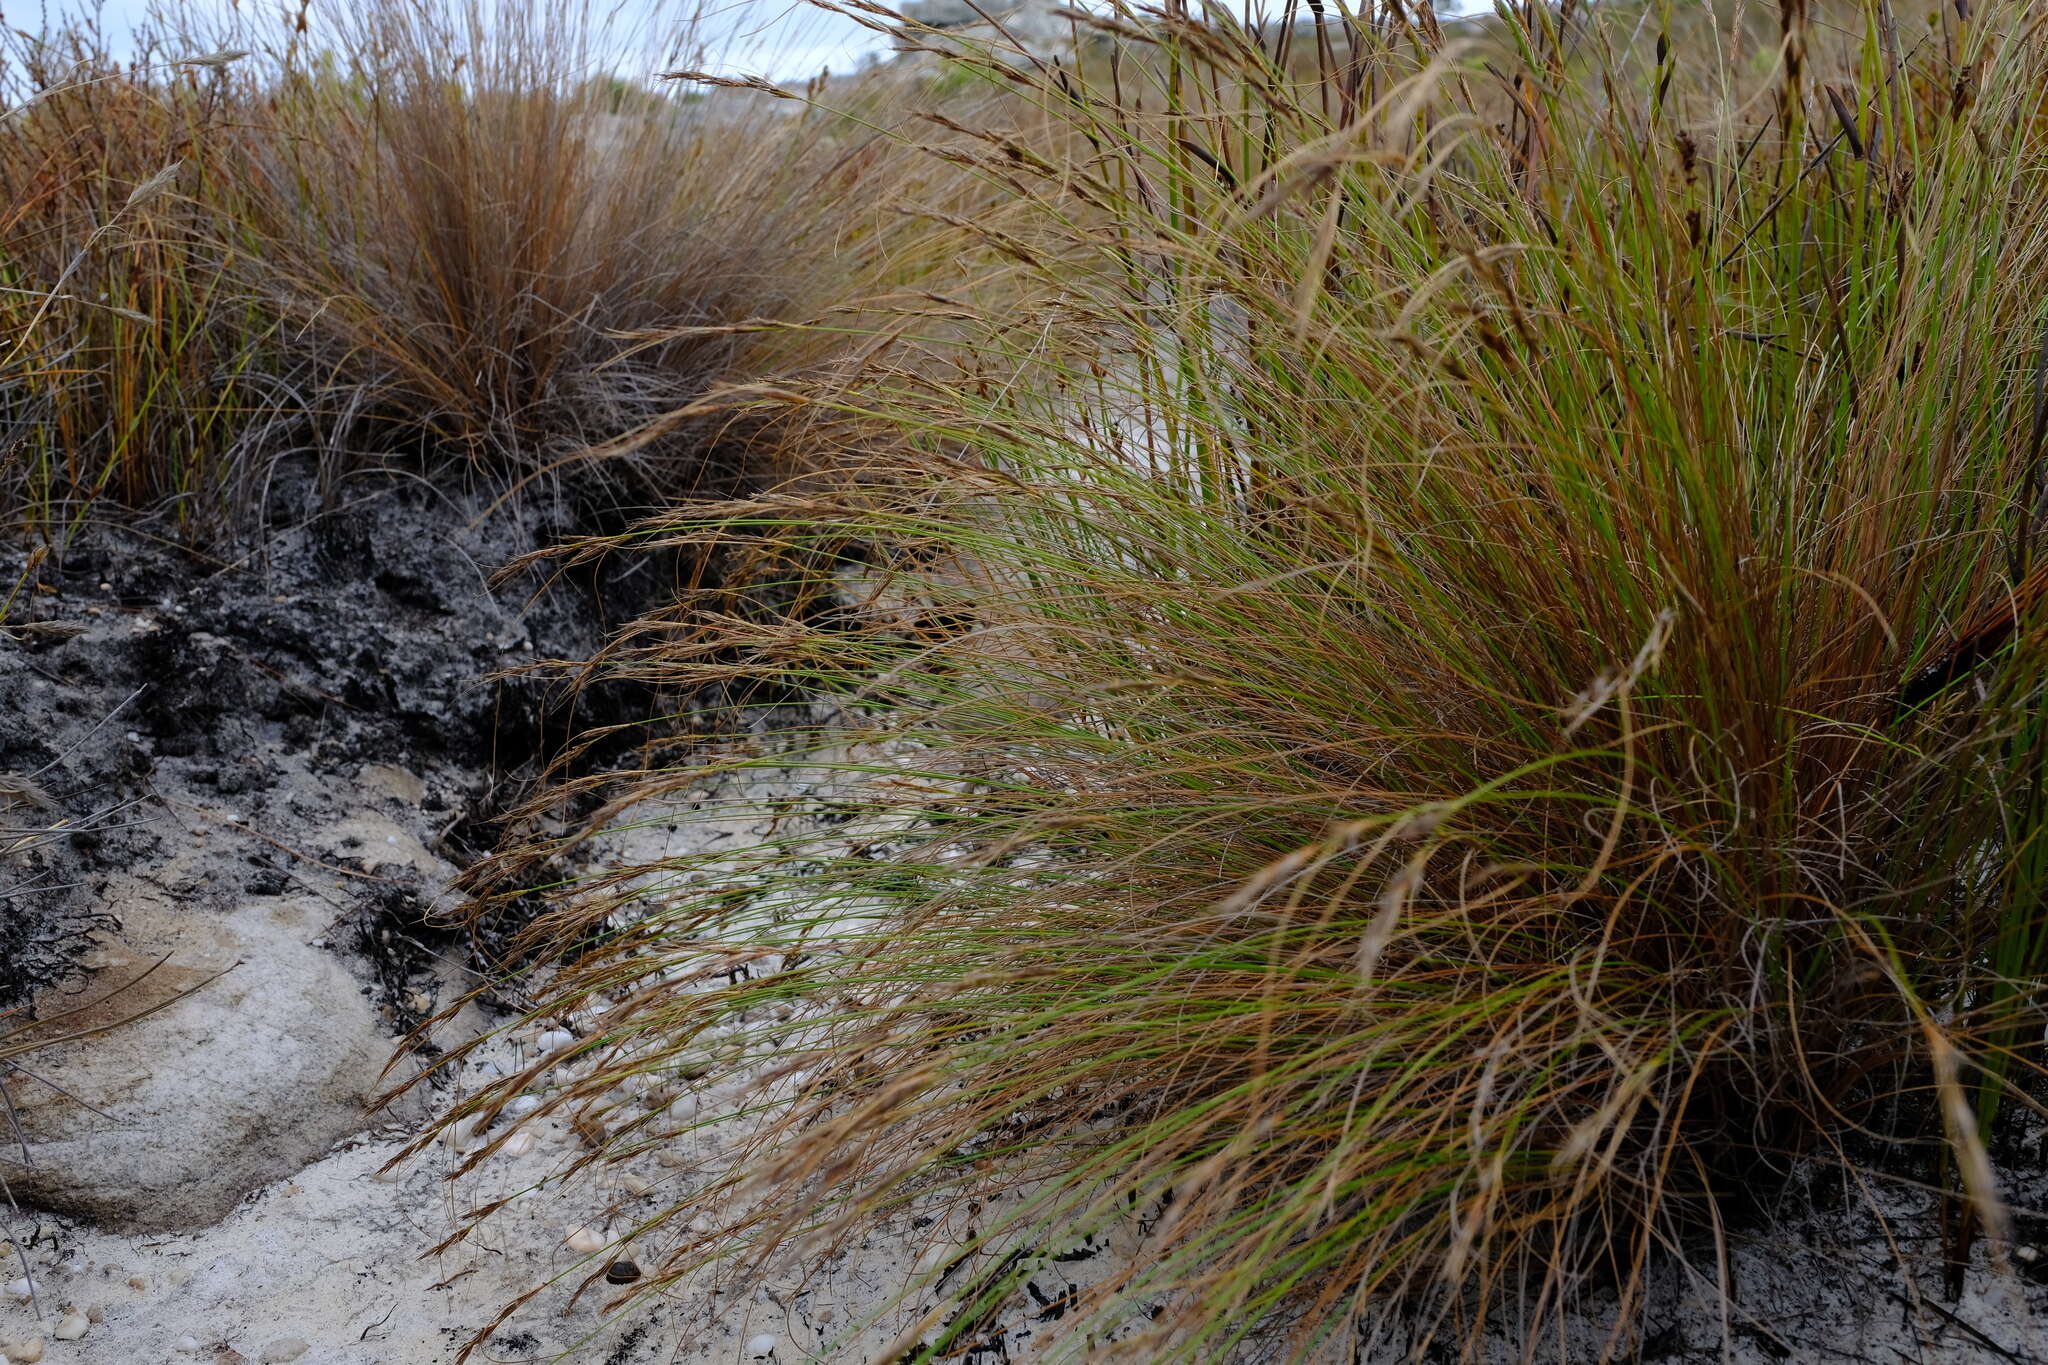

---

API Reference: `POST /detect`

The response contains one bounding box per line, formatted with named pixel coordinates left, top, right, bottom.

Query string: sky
left=17, top=0, right=1482, bottom=83
left=668, top=0, right=889, bottom=78
left=16, top=0, right=912, bottom=78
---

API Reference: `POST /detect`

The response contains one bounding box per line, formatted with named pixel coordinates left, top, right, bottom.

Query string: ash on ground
left=0, top=465, right=671, bottom=1230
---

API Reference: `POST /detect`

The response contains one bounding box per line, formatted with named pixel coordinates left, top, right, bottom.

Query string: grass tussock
left=0, top=0, right=940, bottom=542
left=425, top=0, right=2048, bottom=1359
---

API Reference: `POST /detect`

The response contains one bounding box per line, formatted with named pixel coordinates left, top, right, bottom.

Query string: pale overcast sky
left=15, top=0, right=890, bottom=78
left=15, top=0, right=1481, bottom=82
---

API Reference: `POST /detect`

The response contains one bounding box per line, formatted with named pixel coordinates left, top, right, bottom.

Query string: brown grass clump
left=0, top=0, right=943, bottom=542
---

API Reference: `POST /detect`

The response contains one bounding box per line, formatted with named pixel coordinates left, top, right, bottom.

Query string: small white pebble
left=6, top=1337, right=41, bottom=1364
left=258, top=1339, right=310, bottom=1363
left=2, top=1278, right=27, bottom=1301
left=619, top=1173, right=652, bottom=1196
left=565, top=1226, right=606, bottom=1255
left=507, top=1095, right=543, bottom=1116
left=84, top=1305, right=105, bottom=1323
left=125, top=1276, right=145, bottom=1291
left=655, top=1149, right=690, bottom=1169
left=50, top=1310, right=87, bottom=1342
left=746, top=1334, right=777, bottom=1358
left=500, top=1130, right=536, bottom=1157
left=537, top=1029, right=575, bottom=1052
left=173, top=1337, right=200, bottom=1355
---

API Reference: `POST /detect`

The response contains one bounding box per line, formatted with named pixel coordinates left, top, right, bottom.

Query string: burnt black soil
left=0, top=464, right=676, bottom=1019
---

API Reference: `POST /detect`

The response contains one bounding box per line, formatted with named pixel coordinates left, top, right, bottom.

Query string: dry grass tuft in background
left=0, top=0, right=952, bottom=543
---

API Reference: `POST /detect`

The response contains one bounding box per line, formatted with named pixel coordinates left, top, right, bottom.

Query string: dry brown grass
left=0, top=0, right=962, bottom=542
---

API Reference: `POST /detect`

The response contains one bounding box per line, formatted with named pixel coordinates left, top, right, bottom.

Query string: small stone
left=85, top=1305, right=106, bottom=1323
left=536, top=1029, right=575, bottom=1052
left=5, top=1337, right=42, bottom=1364
left=815, top=1305, right=836, bottom=1325
left=565, top=1226, right=606, bottom=1255
left=1, top=1279, right=27, bottom=1301
left=500, top=1130, right=537, bottom=1157
left=746, top=1334, right=777, bottom=1358
left=258, top=1339, right=310, bottom=1363
left=173, top=1337, right=201, bottom=1354
left=604, top=1259, right=642, bottom=1285
left=619, top=1174, right=652, bottom=1196
left=50, top=1310, right=87, bottom=1341
left=654, top=1149, right=690, bottom=1169
left=126, top=1276, right=146, bottom=1291
left=507, top=1095, right=543, bottom=1117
